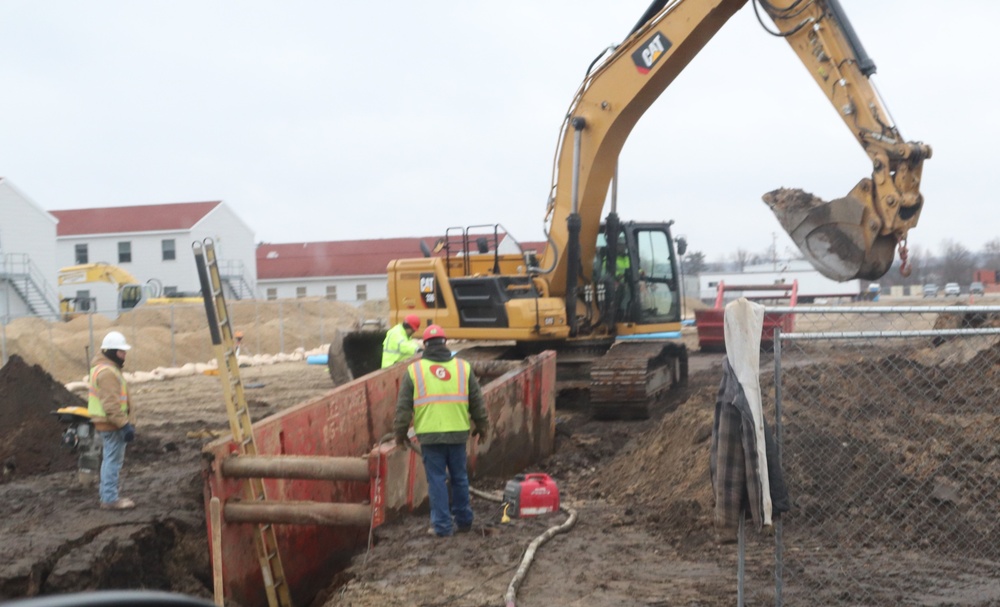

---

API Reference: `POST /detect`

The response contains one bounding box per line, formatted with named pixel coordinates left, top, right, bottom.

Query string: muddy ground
left=2, top=298, right=999, bottom=606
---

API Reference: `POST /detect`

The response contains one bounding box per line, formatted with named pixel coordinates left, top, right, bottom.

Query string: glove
left=395, top=435, right=408, bottom=449
left=121, top=423, right=136, bottom=444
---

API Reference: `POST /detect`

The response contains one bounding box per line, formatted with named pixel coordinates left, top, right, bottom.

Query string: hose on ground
left=469, top=487, right=579, bottom=607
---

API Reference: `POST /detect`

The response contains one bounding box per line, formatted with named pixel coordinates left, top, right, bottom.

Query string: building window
left=74, top=244, right=88, bottom=265
left=162, top=239, right=176, bottom=261
left=356, top=284, right=367, bottom=301
left=325, top=285, right=337, bottom=300
left=266, top=288, right=277, bottom=301
left=296, top=286, right=307, bottom=299
left=75, top=290, right=92, bottom=312
left=118, top=241, right=132, bottom=263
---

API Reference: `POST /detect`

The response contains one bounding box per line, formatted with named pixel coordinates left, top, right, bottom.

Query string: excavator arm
left=57, top=263, right=140, bottom=288
left=538, top=0, right=930, bottom=293
left=758, top=0, right=931, bottom=280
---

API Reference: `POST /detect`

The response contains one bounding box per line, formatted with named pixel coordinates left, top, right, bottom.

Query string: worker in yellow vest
left=88, top=331, right=137, bottom=510
left=381, top=314, right=422, bottom=368
left=393, top=325, right=488, bottom=537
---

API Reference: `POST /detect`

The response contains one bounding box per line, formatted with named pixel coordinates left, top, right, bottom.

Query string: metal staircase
left=1, top=253, right=61, bottom=319
left=219, top=259, right=255, bottom=300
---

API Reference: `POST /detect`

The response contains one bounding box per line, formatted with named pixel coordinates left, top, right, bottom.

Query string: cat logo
left=631, top=31, right=672, bottom=75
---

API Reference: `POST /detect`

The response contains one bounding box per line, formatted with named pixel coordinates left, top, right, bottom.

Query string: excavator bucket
left=763, top=183, right=896, bottom=281
left=327, top=327, right=387, bottom=386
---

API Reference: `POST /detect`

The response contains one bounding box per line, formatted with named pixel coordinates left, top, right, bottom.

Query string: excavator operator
left=614, top=233, right=631, bottom=280
left=381, top=314, right=422, bottom=368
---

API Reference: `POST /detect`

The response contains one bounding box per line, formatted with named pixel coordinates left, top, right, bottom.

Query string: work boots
left=100, top=497, right=136, bottom=510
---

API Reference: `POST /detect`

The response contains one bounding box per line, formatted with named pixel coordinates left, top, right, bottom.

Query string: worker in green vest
left=381, top=314, right=422, bottom=368
left=393, top=325, right=489, bottom=537
left=88, top=331, right=137, bottom=510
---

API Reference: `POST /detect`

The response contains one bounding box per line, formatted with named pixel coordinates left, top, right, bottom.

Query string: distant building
left=257, top=236, right=546, bottom=305
left=0, top=178, right=61, bottom=319
left=50, top=201, right=256, bottom=313
left=698, top=260, right=862, bottom=304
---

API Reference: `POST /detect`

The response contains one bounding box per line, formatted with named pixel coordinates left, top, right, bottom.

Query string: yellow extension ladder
left=193, top=238, right=293, bottom=607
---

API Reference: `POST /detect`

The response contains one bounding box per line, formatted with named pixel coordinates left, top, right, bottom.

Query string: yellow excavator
left=340, top=0, right=931, bottom=418
left=57, top=262, right=202, bottom=320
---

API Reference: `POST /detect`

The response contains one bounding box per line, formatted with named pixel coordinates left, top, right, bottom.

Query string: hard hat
left=404, top=314, right=421, bottom=331
left=423, top=324, right=446, bottom=342
left=617, top=233, right=627, bottom=246
left=234, top=330, right=244, bottom=339
left=101, top=331, right=132, bottom=351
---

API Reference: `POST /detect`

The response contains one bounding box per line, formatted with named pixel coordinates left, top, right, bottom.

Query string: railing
left=0, top=253, right=61, bottom=319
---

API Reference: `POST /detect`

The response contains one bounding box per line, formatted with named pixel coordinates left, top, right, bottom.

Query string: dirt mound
left=598, top=379, right=719, bottom=550
left=0, top=355, right=85, bottom=480
left=2, top=298, right=371, bottom=384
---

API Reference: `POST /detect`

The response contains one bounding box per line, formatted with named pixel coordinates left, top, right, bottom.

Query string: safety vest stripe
left=413, top=360, right=427, bottom=396
left=414, top=395, right=469, bottom=406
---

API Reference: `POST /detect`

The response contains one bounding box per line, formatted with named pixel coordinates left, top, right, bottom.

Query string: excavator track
left=590, top=341, right=688, bottom=420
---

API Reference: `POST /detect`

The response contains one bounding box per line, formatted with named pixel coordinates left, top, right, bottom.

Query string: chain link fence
left=735, top=305, right=1000, bottom=606
left=0, top=298, right=385, bottom=384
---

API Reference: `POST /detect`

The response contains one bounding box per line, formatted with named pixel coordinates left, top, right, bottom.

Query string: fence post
left=773, top=326, right=784, bottom=607
left=171, top=304, right=177, bottom=368
left=278, top=301, right=284, bottom=354
left=1, top=313, right=6, bottom=367
left=298, top=301, right=305, bottom=351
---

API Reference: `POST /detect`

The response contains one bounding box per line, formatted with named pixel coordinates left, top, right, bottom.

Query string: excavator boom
left=539, top=0, right=930, bottom=286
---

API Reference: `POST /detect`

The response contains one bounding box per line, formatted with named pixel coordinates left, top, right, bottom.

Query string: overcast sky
left=0, top=1, right=989, bottom=264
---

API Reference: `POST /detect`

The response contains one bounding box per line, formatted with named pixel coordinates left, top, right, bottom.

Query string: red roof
left=257, top=238, right=547, bottom=279
left=50, top=201, right=222, bottom=236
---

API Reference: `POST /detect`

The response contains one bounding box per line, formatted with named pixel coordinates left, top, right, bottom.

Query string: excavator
left=57, top=262, right=202, bottom=320
left=335, top=0, right=931, bottom=418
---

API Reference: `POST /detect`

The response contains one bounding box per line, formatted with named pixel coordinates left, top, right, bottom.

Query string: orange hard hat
left=423, top=324, right=446, bottom=342
left=404, top=315, right=421, bottom=331
left=234, top=330, right=244, bottom=339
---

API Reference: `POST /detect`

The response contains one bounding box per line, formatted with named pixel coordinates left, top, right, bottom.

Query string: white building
left=256, top=239, right=427, bottom=304
left=256, top=237, right=547, bottom=305
left=698, top=260, right=862, bottom=304
left=50, top=201, right=257, bottom=314
left=0, top=178, right=61, bottom=319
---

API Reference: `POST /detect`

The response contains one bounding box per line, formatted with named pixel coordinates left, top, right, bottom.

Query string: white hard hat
left=101, top=331, right=132, bottom=351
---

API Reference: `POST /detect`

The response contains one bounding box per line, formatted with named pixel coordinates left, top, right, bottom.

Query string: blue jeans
left=420, top=443, right=473, bottom=536
left=99, top=429, right=128, bottom=504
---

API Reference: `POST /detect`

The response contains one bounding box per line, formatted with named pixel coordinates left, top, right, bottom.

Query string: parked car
left=944, top=282, right=961, bottom=296
left=970, top=281, right=985, bottom=295
left=922, top=283, right=939, bottom=297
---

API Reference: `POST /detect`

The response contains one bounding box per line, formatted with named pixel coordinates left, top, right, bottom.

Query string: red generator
left=503, top=473, right=560, bottom=517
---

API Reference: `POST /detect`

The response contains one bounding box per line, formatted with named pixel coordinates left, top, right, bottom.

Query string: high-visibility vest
left=408, top=358, right=471, bottom=435
left=87, top=362, right=128, bottom=418
left=382, top=323, right=417, bottom=368
left=615, top=253, right=631, bottom=279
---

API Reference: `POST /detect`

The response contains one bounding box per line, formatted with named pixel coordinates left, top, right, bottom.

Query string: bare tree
left=939, top=240, right=974, bottom=284
left=731, top=248, right=757, bottom=272
left=682, top=251, right=707, bottom=275
left=979, top=238, right=1000, bottom=270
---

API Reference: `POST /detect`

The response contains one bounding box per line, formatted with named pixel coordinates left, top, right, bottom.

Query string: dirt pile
left=2, top=298, right=372, bottom=384
left=0, top=355, right=85, bottom=481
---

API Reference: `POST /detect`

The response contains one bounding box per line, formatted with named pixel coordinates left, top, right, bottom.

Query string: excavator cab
left=594, top=222, right=682, bottom=328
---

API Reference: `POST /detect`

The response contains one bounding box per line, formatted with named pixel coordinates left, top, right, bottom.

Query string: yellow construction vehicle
left=349, top=0, right=932, bottom=418
left=57, top=262, right=201, bottom=319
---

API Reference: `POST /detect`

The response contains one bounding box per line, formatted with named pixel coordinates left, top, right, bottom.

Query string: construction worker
left=88, top=330, right=137, bottom=510
left=381, top=314, right=422, bottom=368
left=393, top=325, right=488, bottom=537
left=614, top=233, right=631, bottom=280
